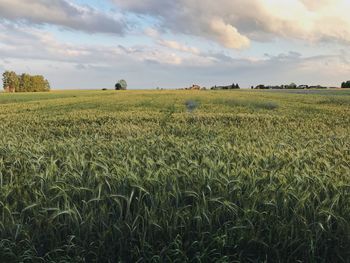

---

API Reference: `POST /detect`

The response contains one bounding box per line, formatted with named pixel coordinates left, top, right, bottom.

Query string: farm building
left=190, top=84, right=201, bottom=90
left=4, top=86, right=15, bottom=93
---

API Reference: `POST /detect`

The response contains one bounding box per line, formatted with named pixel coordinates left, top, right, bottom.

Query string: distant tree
left=341, top=81, right=350, bottom=88
left=44, top=79, right=50, bottom=91
left=230, top=83, right=240, bottom=89
left=231, top=83, right=235, bottom=89
left=3, top=71, right=50, bottom=92
left=115, top=79, right=127, bottom=90
left=30, top=75, right=50, bottom=92
left=19, top=73, right=32, bottom=92
left=288, top=83, right=297, bottom=89
left=2, top=71, right=19, bottom=92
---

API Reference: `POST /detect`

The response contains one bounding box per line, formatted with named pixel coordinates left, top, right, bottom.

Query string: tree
left=288, top=83, right=297, bottom=89
left=115, top=79, right=127, bottom=90
left=115, top=83, right=122, bottom=90
left=2, top=71, right=19, bottom=92
left=230, top=83, right=240, bottom=89
left=231, top=83, right=235, bottom=89
left=19, top=73, right=32, bottom=92
left=2, top=71, right=50, bottom=92
left=44, top=79, right=50, bottom=91
left=30, top=75, right=50, bottom=92
left=341, top=81, right=350, bottom=88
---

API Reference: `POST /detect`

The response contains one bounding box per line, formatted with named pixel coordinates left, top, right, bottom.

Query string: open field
left=0, top=90, right=349, bottom=262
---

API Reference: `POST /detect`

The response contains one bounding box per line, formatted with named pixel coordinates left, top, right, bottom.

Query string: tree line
left=341, top=81, right=350, bottom=88
left=2, top=71, right=50, bottom=92
left=211, top=83, right=240, bottom=90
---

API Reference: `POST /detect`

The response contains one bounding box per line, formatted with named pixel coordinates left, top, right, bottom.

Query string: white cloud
left=208, top=18, right=250, bottom=49
left=157, top=40, right=200, bottom=55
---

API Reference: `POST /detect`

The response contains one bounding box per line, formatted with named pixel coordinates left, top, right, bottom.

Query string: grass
left=0, top=89, right=349, bottom=262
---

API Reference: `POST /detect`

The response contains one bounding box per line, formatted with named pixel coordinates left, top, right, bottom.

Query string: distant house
left=255, top=84, right=267, bottom=89
left=190, top=84, right=201, bottom=90
left=297, top=85, right=309, bottom=89
left=309, top=85, right=327, bottom=89
left=4, top=86, right=15, bottom=93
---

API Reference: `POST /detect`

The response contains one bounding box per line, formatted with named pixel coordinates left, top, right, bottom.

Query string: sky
left=0, top=0, right=350, bottom=89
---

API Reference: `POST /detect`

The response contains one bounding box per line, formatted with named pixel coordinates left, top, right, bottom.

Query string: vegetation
left=341, top=81, right=350, bottom=88
left=254, top=84, right=330, bottom=89
left=2, top=71, right=50, bottom=92
left=211, top=83, right=240, bottom=90
left=0, top=90, right=349, bottom=262
left=2, top=71, right=19, bottom=92
left=115, top=79, right=128, bottom=90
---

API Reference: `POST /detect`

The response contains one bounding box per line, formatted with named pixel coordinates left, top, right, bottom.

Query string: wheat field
left=0, top=90, right=349, bottom=262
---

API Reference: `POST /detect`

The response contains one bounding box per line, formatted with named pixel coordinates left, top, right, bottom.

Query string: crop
left=0, top=90, right=349, bottom=262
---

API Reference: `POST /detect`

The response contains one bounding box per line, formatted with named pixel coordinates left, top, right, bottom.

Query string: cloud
left=0, top=23, right=202, bottom=67
left=0, top=23, right=94, bottom=62
left=156, top=40, right=199, bottom=55
left=1, top=13, right=349, bottom=89
left=114, top=0, right=251, bottom=49
left=75, top=63, right=88, bottom=70
left=300, top=0, right=335, bottom=10
left=208, top=18, right=250, bottom=49
left=113, top=0, right=350, bottom=48
left=144, top=28, right=201, bottom=55
left=264, top=51, right=302, bottom=61
left=0, top=0, right=126, bottom=34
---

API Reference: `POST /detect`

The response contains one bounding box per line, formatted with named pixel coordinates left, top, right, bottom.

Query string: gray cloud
left=113, top=0, right=350, bottom=48
left=0, top=0, right=126, bottom=34
left=115, top=0, right=251, bottom=49
left=264, top=52, right=302, bottom=62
